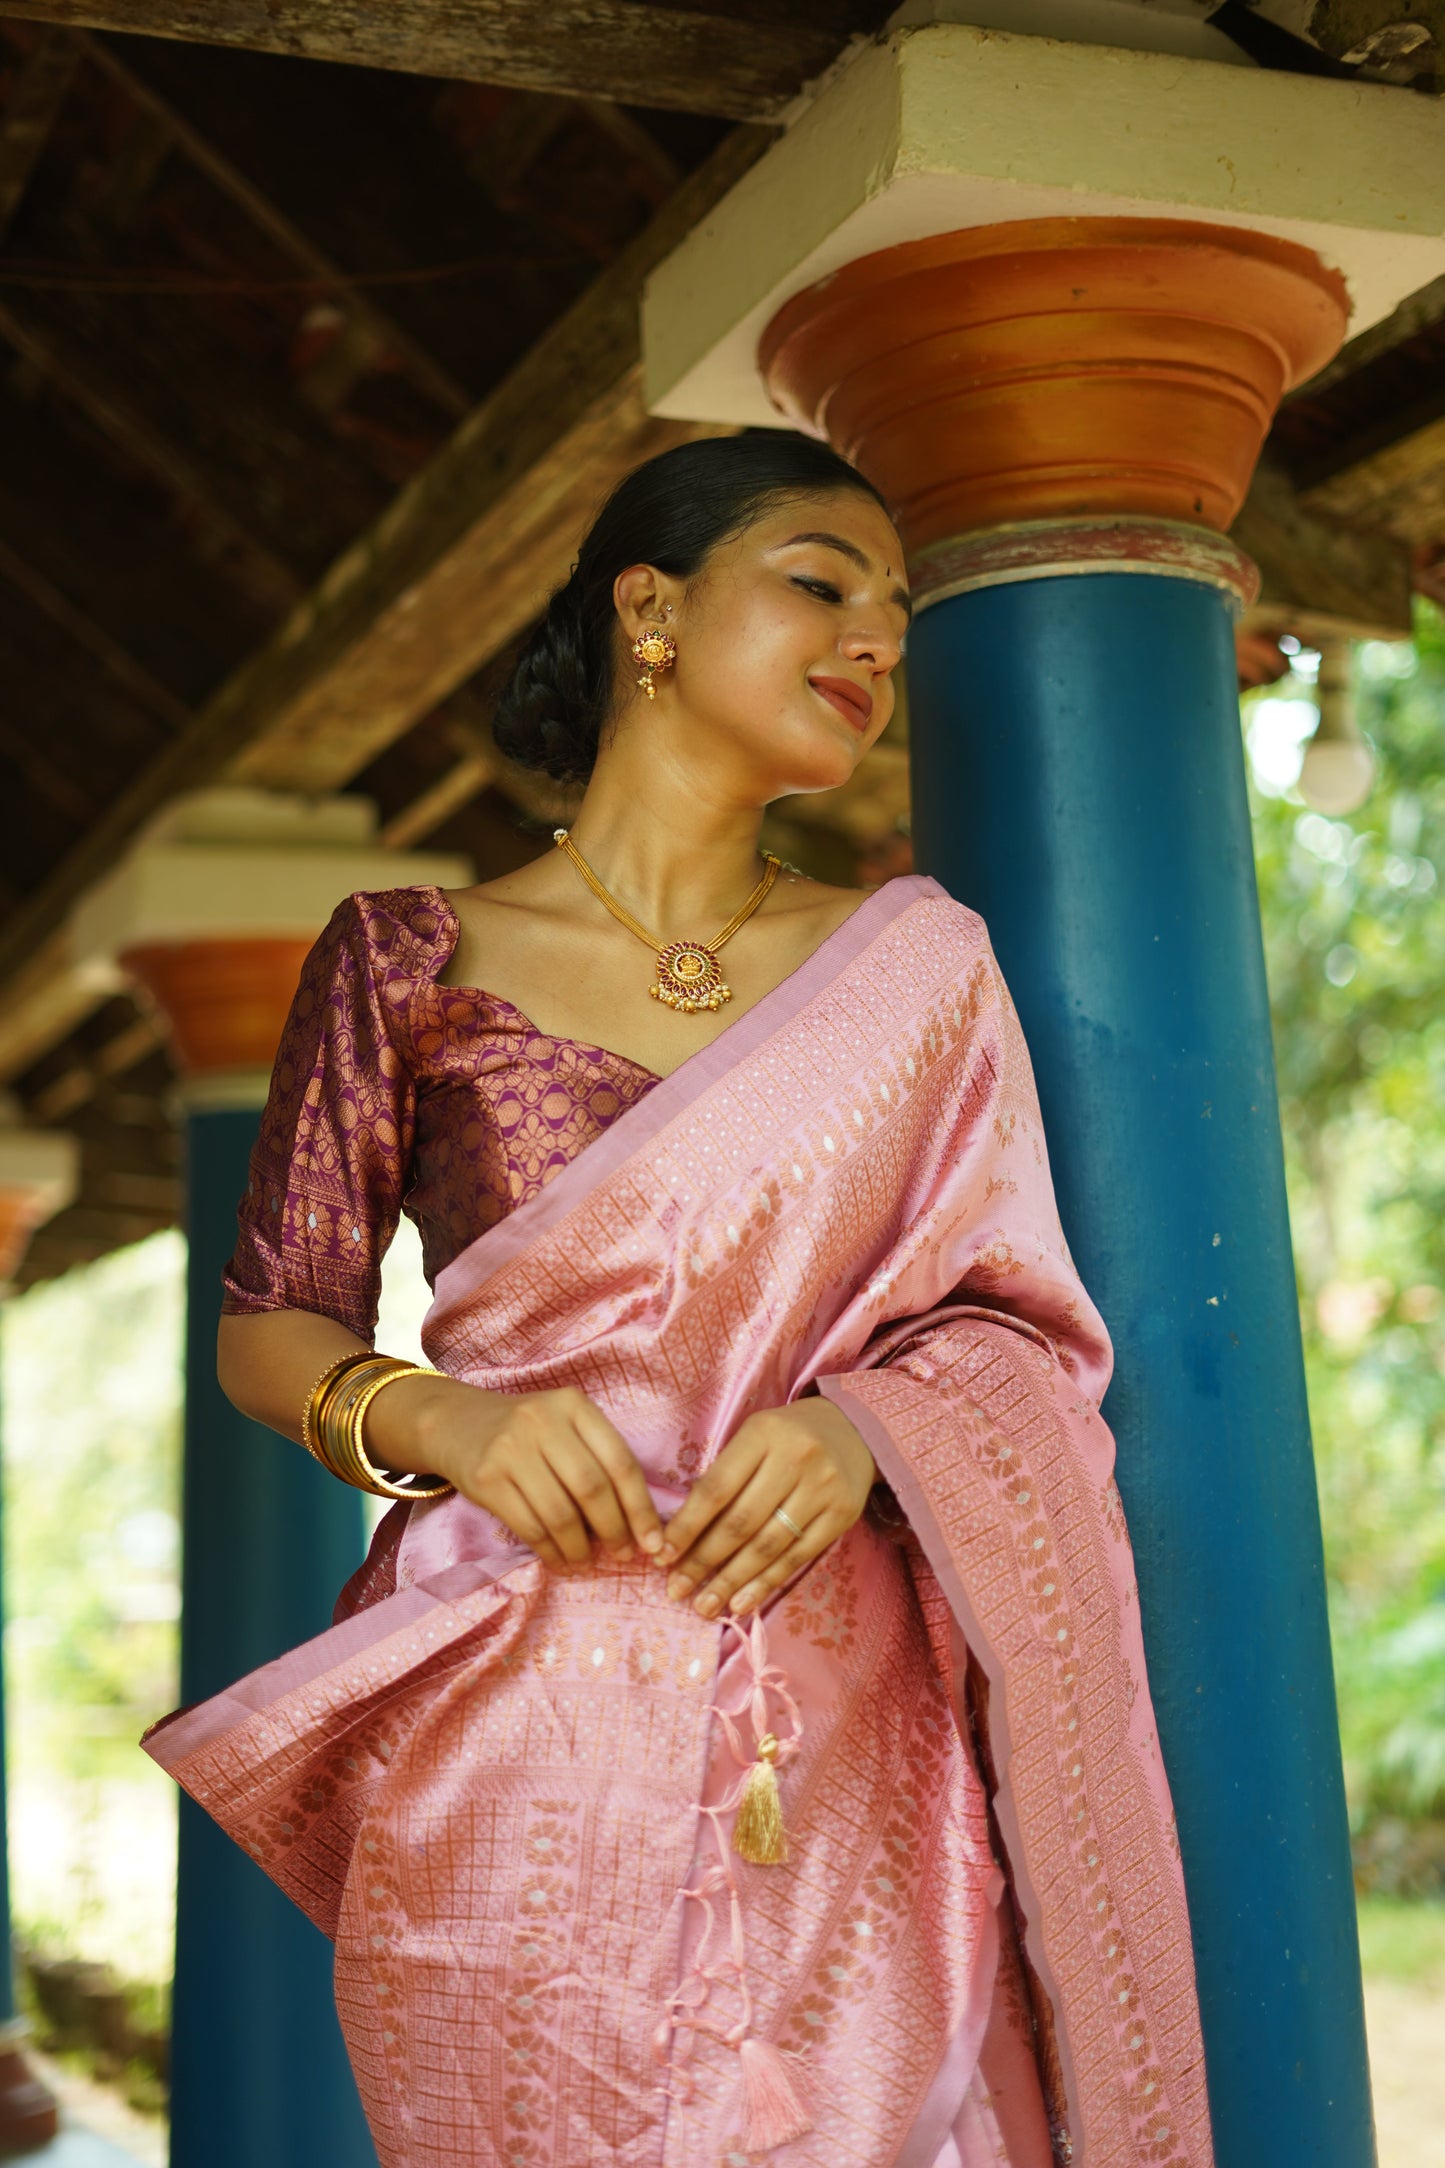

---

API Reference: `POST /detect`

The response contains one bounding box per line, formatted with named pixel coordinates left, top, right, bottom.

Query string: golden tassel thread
left=733, top=1732, right=789, bottom=1865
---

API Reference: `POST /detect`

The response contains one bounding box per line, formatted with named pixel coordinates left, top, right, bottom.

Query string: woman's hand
left=656, top=1398, right=875, bottom=1620
left=370, top=1373, right=664, bottom=1574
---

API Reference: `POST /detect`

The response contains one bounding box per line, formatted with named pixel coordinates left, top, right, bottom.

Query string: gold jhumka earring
left=630, top=624, right=677, bottom=698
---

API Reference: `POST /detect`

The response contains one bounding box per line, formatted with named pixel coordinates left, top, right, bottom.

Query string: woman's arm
left=217, top=1307, right=664, bottom=1572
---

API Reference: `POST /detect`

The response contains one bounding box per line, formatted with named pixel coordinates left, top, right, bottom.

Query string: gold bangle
left=348, top=1366, right=454, bottom=1502
left=314, top=1356, right=454, bottom=1501
left=307, top=1353, right=394, bottom=1472
left=316, top=1357, right=410, bottom=1486
left=326, top=1362, right=406, bottom=1489
left=301, top=1350, right=375, bottom=1462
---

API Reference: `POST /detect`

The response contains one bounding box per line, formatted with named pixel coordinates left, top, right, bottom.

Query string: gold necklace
left=553, top=828, right=781, bottom=1014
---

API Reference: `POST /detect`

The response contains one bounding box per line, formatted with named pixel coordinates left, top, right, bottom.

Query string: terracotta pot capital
left=760, top=216, right=1348, bottom=553
left=121, top=937, right=314, bottom=1081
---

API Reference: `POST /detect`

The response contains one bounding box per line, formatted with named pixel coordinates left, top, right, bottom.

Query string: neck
left=564, top=740, right=772, bottom=936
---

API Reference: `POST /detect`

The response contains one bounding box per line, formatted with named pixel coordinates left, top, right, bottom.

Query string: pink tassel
left=739, top=2036, right=814, bottom=2153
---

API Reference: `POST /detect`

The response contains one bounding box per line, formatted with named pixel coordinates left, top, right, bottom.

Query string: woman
left=146, top=434, right=1213, bottom=2168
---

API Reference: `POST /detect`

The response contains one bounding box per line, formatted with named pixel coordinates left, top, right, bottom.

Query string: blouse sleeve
left=221, top=893, right=416, bottom=1344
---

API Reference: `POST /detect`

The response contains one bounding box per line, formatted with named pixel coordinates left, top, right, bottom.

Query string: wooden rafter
left=0, top=531, right=190, bottom=726
left=0, top=0, right=883, bottom=120
left=0, top=372, right=274, bottom=701
left=1231, top=461, right=1415, bottom=638
left=23, top=1011, right=166, bottom=1123
left=378, top=735, right=504, bottom=849
left=1301, top=415, right=1445, bottom=546
left=0, top=24, right=78, bottom=239
left=0, top=126, right=767, bottom=1076
left=0, top=255, right=392, bottom=580
left=0, top=298, right=303, bottom=611
left=1291, top=272, right=1445, bottom=403
left=80, top=30, right=474, bottom=419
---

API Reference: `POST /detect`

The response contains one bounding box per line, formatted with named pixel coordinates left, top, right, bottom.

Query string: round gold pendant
left=650, top=941, right=732, bottom=1014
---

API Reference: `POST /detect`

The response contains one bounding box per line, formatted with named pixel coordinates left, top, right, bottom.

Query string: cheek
left=684, top=608, right=815, bottom=712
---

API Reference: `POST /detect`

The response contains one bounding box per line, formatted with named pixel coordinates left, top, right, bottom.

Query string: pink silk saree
left=146, top=875, right=1213, bottom=2168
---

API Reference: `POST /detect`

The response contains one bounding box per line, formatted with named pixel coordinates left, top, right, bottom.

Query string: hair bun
left=492, top=577, right=601, bottom=784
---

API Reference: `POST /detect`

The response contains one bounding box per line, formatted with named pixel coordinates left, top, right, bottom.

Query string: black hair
left=491, top=431, right=891, bottom=783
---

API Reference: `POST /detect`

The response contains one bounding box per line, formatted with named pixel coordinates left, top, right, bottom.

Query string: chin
left=765, top=719, right=865, bottom=796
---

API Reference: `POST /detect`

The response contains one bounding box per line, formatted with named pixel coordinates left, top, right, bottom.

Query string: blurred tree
left=1247, top=602, right=1445, bottom=1883
left=0, top=1230, right=183, bottom=1974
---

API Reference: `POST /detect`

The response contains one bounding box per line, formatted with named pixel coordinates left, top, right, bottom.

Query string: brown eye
left=793, top=577, right=842, bottom=603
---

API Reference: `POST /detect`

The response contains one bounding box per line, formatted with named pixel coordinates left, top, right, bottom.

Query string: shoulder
left=320, top=885, right=457, bottom=981
left=872, top=871, right=991, bottom=952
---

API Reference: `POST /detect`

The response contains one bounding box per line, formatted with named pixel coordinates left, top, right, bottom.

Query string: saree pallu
left=146, top=875, right=1213, bottom=2168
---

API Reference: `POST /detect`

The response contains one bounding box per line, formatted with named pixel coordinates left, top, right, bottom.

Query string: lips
left=809, top=675, right=874, bottom=728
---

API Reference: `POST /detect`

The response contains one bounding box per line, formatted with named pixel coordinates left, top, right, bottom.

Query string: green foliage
left=1354, top=1892, right=1445, bottom=1987
left=0, top=1232, right=183, bottom=1981
left=0, top=1231, right=183, bottom=1782
left=1247, top=602, right=1445, bottom=1847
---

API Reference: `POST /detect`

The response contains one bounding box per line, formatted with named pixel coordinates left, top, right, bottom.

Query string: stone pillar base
left=0, top=2026, right=57, bottom=2155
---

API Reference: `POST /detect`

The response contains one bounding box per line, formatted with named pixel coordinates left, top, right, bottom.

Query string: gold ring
left=773, top=1506, right=803, bottom=1540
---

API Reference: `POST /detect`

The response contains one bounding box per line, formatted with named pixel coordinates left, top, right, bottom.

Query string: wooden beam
left=0, top=303, right=302, bottom=613
left=0, top=236, right=392, bottom=584
left=580, top=101, right=682, bottom=203
left=0, top=25, right=79, bottom=239
left=1298, top=408, right=1445, bottom=546
left=0, top=372, right=274, bottom=702
left=0, top=0, right=882, bottom=121
left=24, top=1013, right=166, bottom=1122
left=1230, top=460, right=1415, bottom=639
left=378, top=738, right=503, bottom=847
left=0, top=532, right=190, bottom=726
left=79, top=38, right=717, bottom=419
left=0, top=580, right=181, bottom=894
left=224, top=366, right=730, bottom=793
left=1293, top=272, right=1445, bottom=400
left=0, top=125, right=766, bottom=1072
left=0, top=707, right=94, bottom=824
left=374, top=692, right=575, bottom=845
left=80, top=30, right=473, bottom=420
left=0, top=925, right=106, bottom=1084
left=16, top=1202, right=179, bottom=1286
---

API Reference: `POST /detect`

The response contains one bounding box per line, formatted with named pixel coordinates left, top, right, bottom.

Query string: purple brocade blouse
left=221, top=886, right=661, bottom=1339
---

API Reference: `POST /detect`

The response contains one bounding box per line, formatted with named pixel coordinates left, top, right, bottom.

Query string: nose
left=841, top=617, right=904, bottom=673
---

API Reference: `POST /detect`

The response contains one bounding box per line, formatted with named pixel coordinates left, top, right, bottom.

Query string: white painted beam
left=644, top=23, right=1445, bottom=427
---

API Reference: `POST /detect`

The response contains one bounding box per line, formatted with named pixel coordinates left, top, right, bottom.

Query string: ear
left=613, top=563, right=683, bottom=643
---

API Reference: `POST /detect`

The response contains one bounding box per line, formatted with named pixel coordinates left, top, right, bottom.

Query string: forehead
left=745, top=489, right=903, bottom=562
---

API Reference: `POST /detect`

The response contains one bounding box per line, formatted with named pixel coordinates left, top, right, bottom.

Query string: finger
left=513, top=1457, right=594, bottom=1569
left=657, top=1428, right=768, bottom=1565
left=728, top=1514, right=831, bottom=1617
left=485, top=1478, right=569, bottom=1573
left=544, top=1432, right=634, bottom=1557
left=571, top=1400, right=664, bottom=1555
left=688, top=1500, right=807, bottom=1618
left=664, top=1466, right=794, bottom=1598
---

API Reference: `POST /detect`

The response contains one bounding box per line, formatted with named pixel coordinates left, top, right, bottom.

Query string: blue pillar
left=172, top=1100, right=376, bottom=2168
left=908, top=561, right=1374, bottom=2164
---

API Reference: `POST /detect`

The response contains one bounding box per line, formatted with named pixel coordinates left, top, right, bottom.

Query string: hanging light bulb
left=1298, top=642, right=1376, bottom=815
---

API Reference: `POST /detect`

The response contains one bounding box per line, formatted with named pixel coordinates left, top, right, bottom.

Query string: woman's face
left=610, top=489, right=911, bottom=804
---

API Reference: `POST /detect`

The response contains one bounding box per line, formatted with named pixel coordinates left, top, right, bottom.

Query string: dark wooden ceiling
left=0, top=6, right=1440, bottom=1289
left=0, top=18, right=740, bottom=1280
